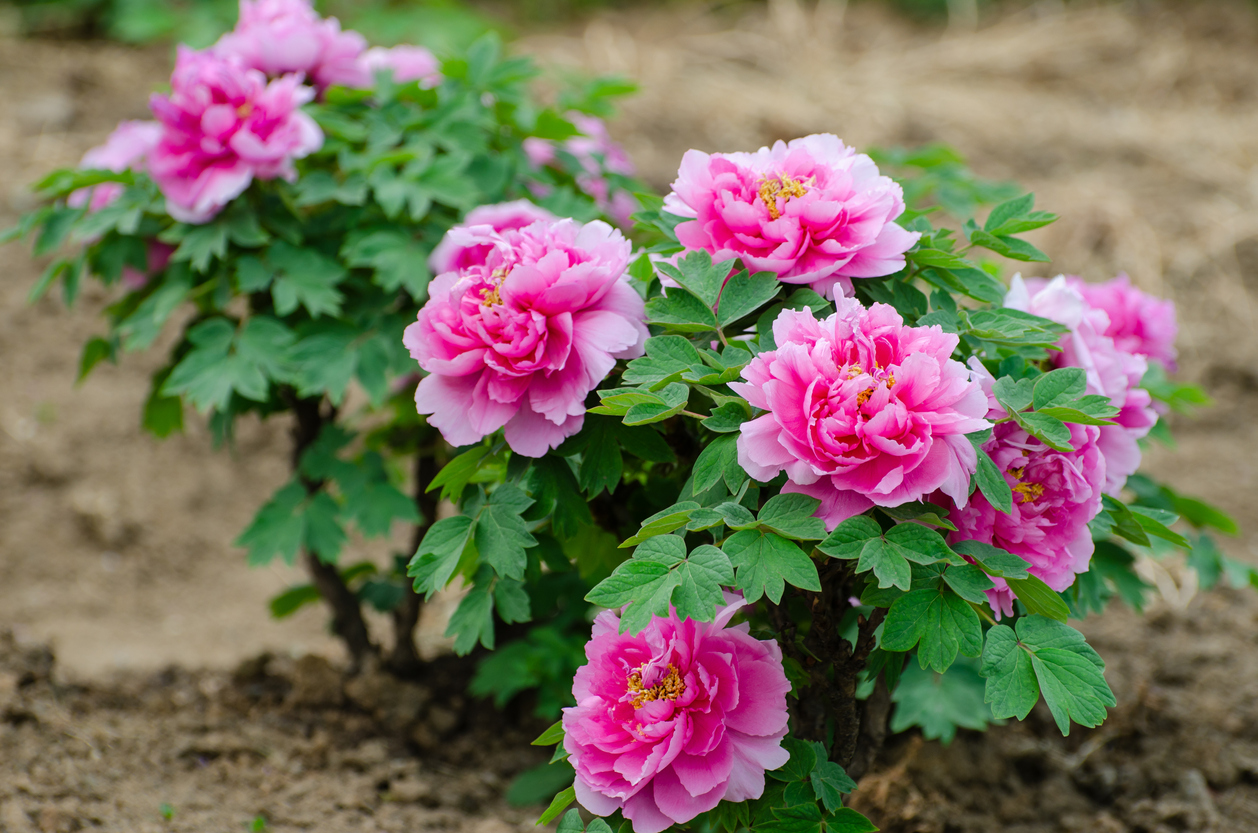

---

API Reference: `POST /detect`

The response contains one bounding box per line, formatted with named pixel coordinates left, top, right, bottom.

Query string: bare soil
left=2, top=1, right=1258, bottom=831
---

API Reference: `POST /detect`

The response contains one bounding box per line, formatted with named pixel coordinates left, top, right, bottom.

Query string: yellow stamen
left=627, top=664, right=686, bottom=708
left=1008, top=466, right=1026, bottom=480
left=757, top=173, right=812, bottom=220
left=1013, top=482, right=1044, bottom=503
left=479, top=266, right=510, bottom=307
left=855, top=372, right=895, bottom=408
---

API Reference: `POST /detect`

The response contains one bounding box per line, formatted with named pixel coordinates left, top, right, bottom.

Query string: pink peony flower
left=403, top=218, right=647, bottom=457
left=1064, top=274, right=1178, bottom=371
left=212, top=0, right=369, bottom=89
left=122, top=241, right=176, bottom=291
left=524, top=113, right=639, bottom=227
left=359, top=45, right=442, bottom=88
left=564, top=594, right=791, bottom=833
left=427, top=200, right=556, bottom=275
left=664, top=134, right=920, bottom=299
left=945, top=360, right=1106, bottom=616
left=1005, top=275, right=1157, bottom=494
left=148, top=47, right=323, bottom=224
left=68, top=120, right=163, bottom=212
left=733, top=301, right=991, bottom=529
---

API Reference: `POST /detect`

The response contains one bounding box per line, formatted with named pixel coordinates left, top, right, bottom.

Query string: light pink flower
left=359, top=45, right=442, bottom=88
left=68, top=121, right=163, bottom=212
left=403, top=218, right=647, bottom=457
left=427, top=200, right=556, bottom=275
left=147, top=47, right=323, bottom=224
left=212, top=0, right=369, bottom=89
left=944, top=360, right=1106, bottom=616
left=733, top=302, right=991, bottom=529
left=664, top=134, right=919, bottom=299
left=122, top=241, right=176, bottom=291
left=1064, top=274, right=1178, bottom=371
left=564, top=595, right=791, bottom=833
left=524, top=113, right=639, bottom=227
left=1005, top=275, right=1156, bottom=494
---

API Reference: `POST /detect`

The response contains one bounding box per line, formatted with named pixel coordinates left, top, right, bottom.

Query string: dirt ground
left=2, top=0, right=1258, bottom=830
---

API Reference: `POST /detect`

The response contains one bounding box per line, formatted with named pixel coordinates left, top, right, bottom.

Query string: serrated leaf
left=818, top=516, right=883, bottom=559
left=654, top=249, right=731, bottom=308
left=645, top=288, right=719, bottom=332
left=475, top=485, right=537, bottom=580
left=891, top=659, right=992, bottom=744
left=992, top=376, right=1034, bottom=414
left=718, top=269, right=780, bottom=326
left=408, top=515, right=474, bottom=597
left=757, top=493, right=827, bottom=540
left=446, top=577, right=495, bottom=654
left=703, top=401, right=751, bottom=433
left=692, top=433, right=745, bottom=496
left=428, top=446, right=491, bottom=503
left=723, top=529, right=819, bottom=604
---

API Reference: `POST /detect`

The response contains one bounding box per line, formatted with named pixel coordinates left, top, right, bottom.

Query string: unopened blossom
left=524, top=113, right=638, bottom=227
left=946, top=359, right=1106, bottom=616
left=212, top=0, right=369, bottom=89
left=122, top=241, right=176, bottom=291
left=664, top=133, right=919, bottom=298
left=1065, top=274, right=1178, bottom=371
left=68, top=120, right=163, bottom=212
left=564, top=595, right=791, bottom=833
left=1005, top=275, right=1157, bottom=494
left=359, top=45, right=442, bottom=88
left=403, top=218, right=647, bottom=457
left=733, top=301, right=991, bottom=529
left=427, top=200, right=556, bottom=275
left=147, top=47, right=323, bottom=224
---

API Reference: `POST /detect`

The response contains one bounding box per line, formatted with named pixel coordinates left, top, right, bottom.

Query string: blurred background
left=5, top=0, right=1257, bottom=677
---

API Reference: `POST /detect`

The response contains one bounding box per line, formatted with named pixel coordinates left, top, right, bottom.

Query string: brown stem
left=287, top=392, right=377, bottom=671
left=388, top=449, right=440, bottom=676
left=846, top=660, right=893, bottom=781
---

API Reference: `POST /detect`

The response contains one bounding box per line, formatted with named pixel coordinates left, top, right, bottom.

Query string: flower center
left=236, top=102, right=253, bottom=118
left=1008, top=465, right=1044, bottom=503
left=479, top=266, right=509, bottom=307
left=853, top=368, right=895, bottom=408
left=757, top=173, right=811, bottom=220
left=626, top=664, right=685, bottom=708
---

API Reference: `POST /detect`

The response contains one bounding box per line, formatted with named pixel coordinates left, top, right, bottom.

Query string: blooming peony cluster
left=1065, top=274, right=1178, bottom=371
left=564, top=595, right=790, bottom=833
left=404, top=218, right=647, bottom=457
left=427, top=200, right=556, bottom=275
left=68, top=120, right=163, bottom=213
left=147, top=47, right=323, bottom=224
left=734, top=301, right=991, bottom=530
left=212, top=0, right=370, bottom=89
left=943, top=360, right=1107, bottom=616
left=664, top=134, right=919, bottom=299
left=524, top=113, right=639, bottom=227
left=1006, top=275, right=1157, bottom=494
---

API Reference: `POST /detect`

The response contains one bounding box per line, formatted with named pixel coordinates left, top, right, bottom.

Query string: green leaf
left=981, top=616, right=1115, bottom=735
left=267, top=242, right=347, bottom=318
left=587, top=536, right=733, bottom=633
left=77, top=336, right=116, bottom=383
left=620, top=502, right=700, bottom=548
left=671, top=544, right=736, bottom=624
left=531, top=720, right=564, bottom=747
left=817, top=516, right=883, bottom=560
left=809, top=748, right=857, bottom=812
left=169, top=223, right=228, bottom=273
left=769, top=737, right=816, bottom=782
left=556, top=808, right=584, bottom=833
left=622, top=382, right=689, bottom=425
left=968, top=228, right=1049, bottom=262
left=572, top=416, right=623, bottom=497
left=718, top=269, right=780, bottom=326
left=692, top=434, right=746, bottom=496
left=655, top=249, right=730, bottom=308
left=723, top=529, right=820, bottom=604
left=826, top=809, right=880, bottom=833
left=475, top=485, right=537, bottom=580
left=446, top=577, right=495, bottom=654
left=408, top=515, right=475, bottom=597
left=983, top=193, right=1035, bottom=233
left=756, top=493, right=827, bottom=541
left=303, top=491, right=346, bottom=563
left=538, top=790, right=577, bottom=826
left=645, top=288, right=719, bottom=332
left=1129, top=505, right=1191, bottom=548
left=991, top=376, right=1034, bottom=414
left=973, top=446, right=1013, bottom=515
left=621, top=335, right=708, bottom=388
left=943, top=564, right=996, bottom=604
left=341, top=228, right=430, bottom=296
left=235, top=481, right=307, bottom=567
left=428, top=446, right=491, bottom=503
left=703, top=401, right=751, bottom=433
left=268, top=584, right=322, bottom=619
left=1006, top=575, right=1071, bottom=622
left=952, top=540, right=1030, bottom=579
left=891, top=659, right=993, bottom=744
left=882, top=585, right=982, bottom=672
left=1015, top=411, right=1073, bottom=452
left=853, top=538, right=912, bottom=592
left=1032, top=367, right=1087, bottom=409
left=494, top=579, right=532, bottom=624
left=142, top=368, right=184, bottom=438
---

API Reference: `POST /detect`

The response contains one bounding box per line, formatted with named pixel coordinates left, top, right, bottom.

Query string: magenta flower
left=733, top=302, right=991, bottom=529
left=564, top=595, right=791, bottom=833
left=427, top=200, right=556, bottom=276
left=944, top=361, right=1107, bottom=615
left=359, top=45, right=442, bottom=88
left=147, top=48, right=323, bottom=224
left=212, top=0, right=369, bottom=89
left=524, top=113, right=639, bottom=227
left=1065, top=274, right=1178, bottom=371
left=68, top=120, right=163, bottom=213
left=1006, top=275, right=1157, bottom=494
left=403, top=218, right=647, bottom=457
left=664, top=134, right=919, bottom=299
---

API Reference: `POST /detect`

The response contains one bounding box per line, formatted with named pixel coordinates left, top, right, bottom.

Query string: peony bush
left=9, top=3, right=1256, bottom=831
